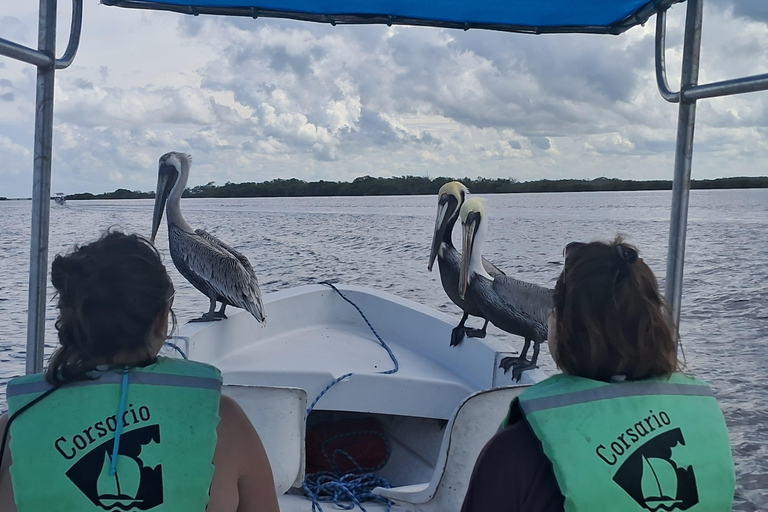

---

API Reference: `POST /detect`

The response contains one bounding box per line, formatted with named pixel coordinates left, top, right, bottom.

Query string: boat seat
left=372, top=385, right=529, bottom=511
left=222, top=384, right=307, bottom=495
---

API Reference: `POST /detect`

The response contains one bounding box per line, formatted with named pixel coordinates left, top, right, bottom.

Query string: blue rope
left=303, top=430, right=392, bottom=512
left=307, top=282, right=400, bottom=415
left=163, top=340, right=188, bottom=359
left=306, top=372, right=354, bottom=414
left=303, top=470, right=392, bottom=512
left=302, top=282, right=400, bottom=512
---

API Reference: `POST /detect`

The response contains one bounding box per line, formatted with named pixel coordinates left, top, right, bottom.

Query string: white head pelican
left=459, top=197, right=552, bottom=380
left=428, top=182, right=505, bottom=347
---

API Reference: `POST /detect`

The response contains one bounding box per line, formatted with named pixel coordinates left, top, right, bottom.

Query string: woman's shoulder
left=462, top=422, right=564, bottom=512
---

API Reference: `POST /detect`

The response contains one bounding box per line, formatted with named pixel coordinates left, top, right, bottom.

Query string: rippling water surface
left=1, top=190, right=766, bottom=509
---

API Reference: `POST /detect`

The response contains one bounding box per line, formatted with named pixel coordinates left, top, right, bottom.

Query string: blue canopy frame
left=1, top=0, right=767, bottom=372
left=100, top=0, right=683, bottom=35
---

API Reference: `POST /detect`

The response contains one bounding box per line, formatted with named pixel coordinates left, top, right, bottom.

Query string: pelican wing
left=195, top=229, right=256, bottom=276
left=491, top=276, right=552, bottom=327
left=174, top=228, right=265, bottom=322
left=481, top=256, right=505, bottom=277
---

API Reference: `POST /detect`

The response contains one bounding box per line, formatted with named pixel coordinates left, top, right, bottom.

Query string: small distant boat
left=53, top=192, right=66, bottom=205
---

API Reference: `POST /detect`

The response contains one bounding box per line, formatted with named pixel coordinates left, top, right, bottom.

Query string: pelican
left=428, top=181, right=505, bottom=347
left=459, top=197, right=552, bottom=380
left=150, top=152, right=265, bottom=323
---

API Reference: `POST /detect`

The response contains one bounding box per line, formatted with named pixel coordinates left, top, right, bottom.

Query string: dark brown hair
left=47, top=230, right=173, bottom=385
left=551, top=236, right=678, bottom=381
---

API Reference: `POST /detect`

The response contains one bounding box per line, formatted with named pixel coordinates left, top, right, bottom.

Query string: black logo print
left=613, top=428, right=698, bottom=511
left=66, top=425, right=164, bottom=510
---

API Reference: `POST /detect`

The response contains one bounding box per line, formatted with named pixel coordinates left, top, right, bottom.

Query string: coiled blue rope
left=303, top=282, right=400, bottom=511
left=303, top=429, right=393, bottom=512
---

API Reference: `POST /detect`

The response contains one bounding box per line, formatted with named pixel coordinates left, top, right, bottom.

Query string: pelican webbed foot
left=188, top=312, right=223, bottom=323
left=464, top=319, right=488, bottom=339
left=499, top=356, right=537, bottom=382
left=450, top=326, right=466, bottom=347
left=450, top=312, right=471, bottom=347
left=499, top=355, right=526, bottom=373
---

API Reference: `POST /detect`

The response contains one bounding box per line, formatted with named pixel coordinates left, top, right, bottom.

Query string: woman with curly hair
left=462, top=237, right=734, bottom=512
left=0, top=230, right=279, bottom=512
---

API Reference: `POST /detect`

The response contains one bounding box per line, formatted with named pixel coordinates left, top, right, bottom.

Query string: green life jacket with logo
left=6, top=356, right=221, bottom=512
left=510, top=373, right=734, bottom=512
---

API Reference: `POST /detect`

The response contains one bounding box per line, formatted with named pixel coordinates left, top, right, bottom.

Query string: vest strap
left=520, top=380, right=713, bottom=414
left=8, top=371, right=221, bottom=398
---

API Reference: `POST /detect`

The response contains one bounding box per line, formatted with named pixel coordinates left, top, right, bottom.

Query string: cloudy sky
left=0, top=1, right=766, bottom=198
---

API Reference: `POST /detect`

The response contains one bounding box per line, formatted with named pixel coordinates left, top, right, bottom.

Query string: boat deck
left=178, top=284, right=535, bottom=419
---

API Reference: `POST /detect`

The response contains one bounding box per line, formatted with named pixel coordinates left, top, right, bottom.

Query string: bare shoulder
left=216, top=395, right=280, bottom=512
left=218, top=394, right=250, bottom=433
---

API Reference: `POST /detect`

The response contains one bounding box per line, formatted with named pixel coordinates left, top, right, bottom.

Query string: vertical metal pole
left=665, top=0, right=702, bottom=335
left=26, top=0, right=57, bottom=374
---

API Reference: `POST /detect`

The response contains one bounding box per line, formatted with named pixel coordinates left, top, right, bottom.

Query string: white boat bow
left=164, top=283, right=546, bottom=511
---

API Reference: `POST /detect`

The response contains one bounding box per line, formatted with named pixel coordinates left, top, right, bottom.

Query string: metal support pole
left=684, top=72, right=768, bottom=101
left=665, top=0, right=702, bottom=335
left=26, top=0, right=58, bottom=374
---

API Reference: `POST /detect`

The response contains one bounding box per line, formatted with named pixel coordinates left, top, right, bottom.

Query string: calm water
left=1, top=190, right=766, bottom=509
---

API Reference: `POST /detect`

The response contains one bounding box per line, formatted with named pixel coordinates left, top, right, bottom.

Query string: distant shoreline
left=3, top=175, right=767, bottom=201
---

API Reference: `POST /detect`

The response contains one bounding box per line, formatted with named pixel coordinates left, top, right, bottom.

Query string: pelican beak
left=428, top=193, right=457, bottom=272
left=460, top=211, right=480, bottom=299
left=150, top=163, right=176, bottom=244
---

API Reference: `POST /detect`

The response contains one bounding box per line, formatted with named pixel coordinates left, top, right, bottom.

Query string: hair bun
left=616, top=245, right=639, bottom=264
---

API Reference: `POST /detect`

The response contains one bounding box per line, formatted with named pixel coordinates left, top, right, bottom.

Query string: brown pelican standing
left=150, top=152, right=265, bottom=323
left=428, top=181, right=505, bottom=347
left=459, top=197, right=552, bottom=380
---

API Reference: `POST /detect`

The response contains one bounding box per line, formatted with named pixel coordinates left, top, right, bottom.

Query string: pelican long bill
left=460, top=210, right=480, bottom=300
left=428, top=193, right=453, bottom=272
left=151, top=167, right=175, bottom=243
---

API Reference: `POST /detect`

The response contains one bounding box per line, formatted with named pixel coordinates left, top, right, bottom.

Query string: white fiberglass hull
left=167, top=284, right=546, bottom=511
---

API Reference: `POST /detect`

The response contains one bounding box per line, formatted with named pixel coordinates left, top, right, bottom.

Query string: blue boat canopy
left=101, top=0, right=684, bottom=35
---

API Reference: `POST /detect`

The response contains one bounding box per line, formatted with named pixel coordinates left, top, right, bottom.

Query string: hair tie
left=616, top=245, right=638, bottom=264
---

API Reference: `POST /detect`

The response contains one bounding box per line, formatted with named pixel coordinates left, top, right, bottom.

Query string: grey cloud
left=710, top=0, right=768, bottom=22
left=632, top=139, right=676, bottom=154
left=5, top=4, right=766, bottom=197
left=0, top=16, right=32, bottom=47
left=354, top=109, right=402, bottom=146
left=264, top=44, right=325, bottom=79
left=529, top=136, right=551, bottom=150
left=178, top=15, right=205, bottom=37
left=74, top=78, right=94, bottom=90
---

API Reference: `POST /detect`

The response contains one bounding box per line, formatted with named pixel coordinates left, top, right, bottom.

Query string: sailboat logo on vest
left=61, top=421, right=164, bottom=510
left=596, top=412, right=699, bottom=511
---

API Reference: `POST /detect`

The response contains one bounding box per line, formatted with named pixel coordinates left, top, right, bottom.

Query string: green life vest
left=6, top=357, right=222, bottom=512
left=514, top=373, right=734, bottom=512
